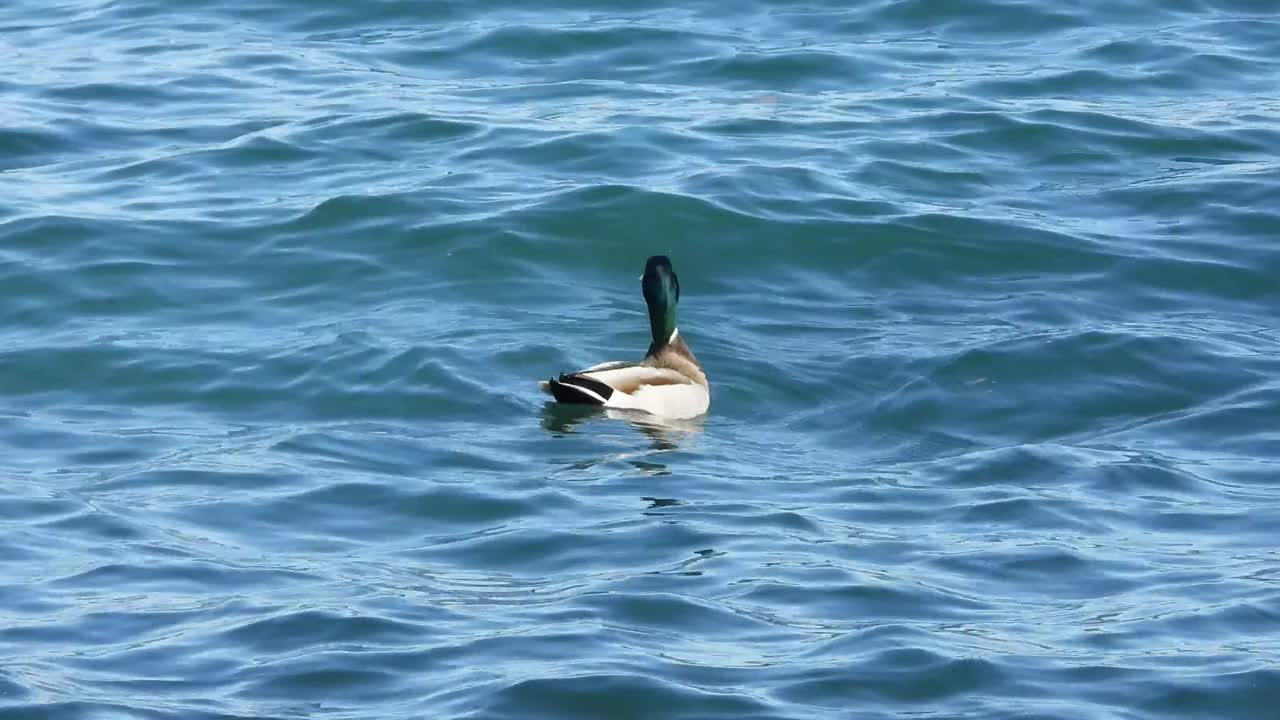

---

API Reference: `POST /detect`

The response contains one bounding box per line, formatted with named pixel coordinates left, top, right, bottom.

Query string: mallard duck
left=540, top=255, right=710, bottom=419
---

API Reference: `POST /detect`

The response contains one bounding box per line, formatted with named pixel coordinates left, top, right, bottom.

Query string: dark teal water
left=3, top=1, right=1279, bottom=718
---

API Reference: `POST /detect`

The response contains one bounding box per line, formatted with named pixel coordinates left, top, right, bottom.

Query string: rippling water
left=3, top=1, right=1279, bottom=718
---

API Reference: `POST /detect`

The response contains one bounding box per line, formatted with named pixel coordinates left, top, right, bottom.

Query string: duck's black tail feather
left=547, top=374, right=614, bottom=405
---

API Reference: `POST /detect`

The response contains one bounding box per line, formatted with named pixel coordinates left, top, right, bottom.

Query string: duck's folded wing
left=538, top=362, right=635, bottom=394
left=579, top=360, right=637, bottom=373
left=568, top=363, right=693, bottom=393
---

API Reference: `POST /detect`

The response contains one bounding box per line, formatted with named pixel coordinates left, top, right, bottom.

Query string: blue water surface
left=1, top=1, right=1278, bottom=718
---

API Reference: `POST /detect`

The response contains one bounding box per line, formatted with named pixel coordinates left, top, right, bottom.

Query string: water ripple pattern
left=2, top=1, right=1278, bottom=718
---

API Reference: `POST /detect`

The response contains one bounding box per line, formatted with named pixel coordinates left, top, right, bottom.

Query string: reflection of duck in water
left=541, top=403, right=704, bottom=453
left=539, top=256, right=709, bottom=420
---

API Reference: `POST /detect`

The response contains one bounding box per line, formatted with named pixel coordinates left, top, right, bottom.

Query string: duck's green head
left=642, top=255, right=680, bottom=346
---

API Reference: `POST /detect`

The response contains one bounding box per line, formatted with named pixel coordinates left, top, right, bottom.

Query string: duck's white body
left=540, top=331, right=710, bottom=420
left=540, top=257, right=710, bottom=420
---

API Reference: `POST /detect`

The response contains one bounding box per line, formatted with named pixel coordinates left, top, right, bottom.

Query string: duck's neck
left=646, top=297, right=677, bottom=349
left=647, top=326, right=679, bottom=357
